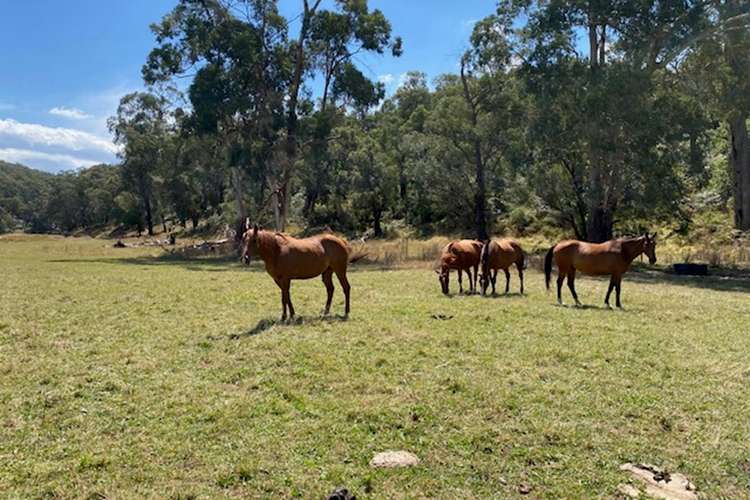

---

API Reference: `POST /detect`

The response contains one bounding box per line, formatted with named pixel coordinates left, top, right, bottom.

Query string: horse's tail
left=348, top=243, right=368, bottom=264
left=544, top=245, right=556, bottom=291
left=518, top=248, right=526, bottom=270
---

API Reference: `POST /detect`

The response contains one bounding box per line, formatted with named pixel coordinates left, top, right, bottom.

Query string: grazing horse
left=240, top=222, right=363, bottom=320
left=435, top=240, right=483, bottom=295
left=544, top=233, right=657, bottom=308
left=479, top=238, right=525, bottom=295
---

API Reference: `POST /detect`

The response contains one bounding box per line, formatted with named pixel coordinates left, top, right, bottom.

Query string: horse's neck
left=621, top=238, right=645, bottom=264
left=257, top=232, right=280, bottom=266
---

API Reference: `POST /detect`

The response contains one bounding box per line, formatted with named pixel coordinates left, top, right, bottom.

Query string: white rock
left=370, top=450, right=420, bottom=468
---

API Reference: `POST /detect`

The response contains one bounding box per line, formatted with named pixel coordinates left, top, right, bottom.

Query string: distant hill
left=0, top=161, right=125, bottom=234
left=0, top=161, right=56, bottom=232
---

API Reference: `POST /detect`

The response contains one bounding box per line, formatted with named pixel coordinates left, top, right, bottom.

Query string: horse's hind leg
left=604, top=276, right=616, bottom=308
left=473, top=264, right=479, bottom=293
left=556, top=271, right=566, bottom=304
left=458, top=269, right=464, bottom=294
left=516, top=261, right=524, bottom=295
left=322, top=269, right=334, bottom=315
left=567, top=269, right=581, bottom=306
left=334, top=268, right=351, bottom=317
left=614, top=276, right=623, bottom=308
left=504, top=268, right=511, bottom=294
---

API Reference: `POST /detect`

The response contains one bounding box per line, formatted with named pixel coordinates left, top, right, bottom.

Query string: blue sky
left=0, top=0, right=497, bottom=173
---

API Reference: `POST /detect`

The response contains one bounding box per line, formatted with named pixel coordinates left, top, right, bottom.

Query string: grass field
left=2, top=235, right=750, bottom=498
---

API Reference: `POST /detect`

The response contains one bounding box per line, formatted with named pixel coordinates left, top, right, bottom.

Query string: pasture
left=1, top=235, right=750, bottom=498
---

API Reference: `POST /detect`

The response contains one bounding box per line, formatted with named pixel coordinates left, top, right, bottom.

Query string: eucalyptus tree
left=425, top=15, right=522, bottom=240
left=683, top=0, right=750, bottom=229
left=143, top=0, right=400, bottom=231
left=108, top=92, right=170, bottom=236
left=507, top=0, right=710, bottom=240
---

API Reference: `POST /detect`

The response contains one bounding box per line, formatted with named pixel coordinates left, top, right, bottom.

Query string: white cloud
left=378, top=73, right=395, bottom=85
left=0, top=118, right=118, bottom=155
left=0, top=148, right=101, bottom=169
left=49, top=106, right=93, bottom=120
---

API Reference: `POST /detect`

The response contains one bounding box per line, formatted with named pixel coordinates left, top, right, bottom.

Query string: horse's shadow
left=555, top=303, right=637, bottom=312
left=230, top=314, right=349, bottom=339
left=480, top=292, right=526, bottom=299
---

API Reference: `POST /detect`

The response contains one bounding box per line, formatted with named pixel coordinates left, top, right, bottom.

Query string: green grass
left=1, top=235, right=750, bottom=498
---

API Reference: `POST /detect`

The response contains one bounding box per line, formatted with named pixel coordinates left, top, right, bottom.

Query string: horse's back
left=442, top=239, right=482, bottom=268
left=278, top=233, right=348, bottom=278
left=554, top=239, right=622, bottom=275
left=488, top=238, right=523, bottom=268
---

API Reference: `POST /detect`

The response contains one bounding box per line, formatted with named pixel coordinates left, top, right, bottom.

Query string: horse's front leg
left=458, top=269, right=464, bottom=294
left=504, top=268, right=511, bottom=294
left=491, top=269, right=497, bottom=295
left=278, top=278, right=294, bottom=321
left=275, top=278, right=288, bottom=321
left=473, top=264, right=479, bottom=293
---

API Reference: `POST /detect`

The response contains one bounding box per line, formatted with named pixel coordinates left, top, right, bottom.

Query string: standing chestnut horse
left=436, top=240, right=483, bottom=295
left=240, top=222, right=364, bottom=320
left=479, top=238, right=525, bottom=295
left=544, top=233, right=657, bottom=308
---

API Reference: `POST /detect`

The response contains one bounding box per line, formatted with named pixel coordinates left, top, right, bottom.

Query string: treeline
left=2, top=1, right=749, bottom=241
left=0, top=161, right=141, bottom=234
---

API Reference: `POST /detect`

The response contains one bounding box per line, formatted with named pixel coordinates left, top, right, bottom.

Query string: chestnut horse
left=479, top=238, right=525, bottom=295
left=544, top=233, right=657, bottom=308
left=240, top=222, right=364, bottom=320
left=435, top=239, right=483, bottom=295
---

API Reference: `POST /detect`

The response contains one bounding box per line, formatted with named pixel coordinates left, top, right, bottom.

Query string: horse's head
left=435, top=264, right=450, bottom=295
left=643, top=232, right=657, bottom=265
left=240, top=219, right=260, bottom=265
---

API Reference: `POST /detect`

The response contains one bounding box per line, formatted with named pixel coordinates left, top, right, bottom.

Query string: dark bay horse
left=544, top=233, right=657, bottom=308
left=436, top=239, right=483, bottom=295
left=240, top=222, right=364, bottom=320
left=479, top=238, right=525, bottom=295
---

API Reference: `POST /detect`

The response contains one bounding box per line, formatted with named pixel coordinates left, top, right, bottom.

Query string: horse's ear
left=651, top=232, right=658, bottom=240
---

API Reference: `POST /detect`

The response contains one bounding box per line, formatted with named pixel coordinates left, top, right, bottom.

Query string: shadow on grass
left=626, top=265, right=750, bottom=294
left=229, top=314, right=349, bottom=339
left=46, top=254, right=390, bottom=274
left=46, top=254, right=266, bottom=272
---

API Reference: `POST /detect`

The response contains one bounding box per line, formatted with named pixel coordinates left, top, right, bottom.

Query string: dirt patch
left=619, top=463, right=697, bottom=499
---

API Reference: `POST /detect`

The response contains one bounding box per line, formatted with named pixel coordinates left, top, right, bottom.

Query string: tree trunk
left=460, top=59, right=488, bottom=241
left=586, top=152, right=613, bottom=242
left=398, top=154, right=408, bottom=218
left=473, top=141, right=488, bottom=241
left=730, top=114, right=750, bottom=230
left=279, top=0, right=320, bottom=233
left=231, top=167, right=247, bottom=222
left=373, top=208, right=383, bottom=238
left=144, top=196, right=154, bottom=236
left=587, top=205, right=613, bottom=242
